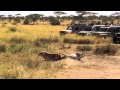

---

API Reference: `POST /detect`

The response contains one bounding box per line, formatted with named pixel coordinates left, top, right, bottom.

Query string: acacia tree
left=75, top=11, right=87, bottom=20
left=111, top=12, right=120, bottom=16
left=76, top=11, right=87, bottom=16
left=53, top=11, right=66, bottom=21
left=25, top=14, right=40, bottom=24
left=110, top=12, right=120, bottom=25
left=7, top=15, right=13, bottom=23
left=111, top=12, right=120, bottom=19
left=85, top=12, right=98, bottom=20
left=0, top=15, right=6, bottom=22
left=14, top=14, right=22, bottom=24
left=39, top=14, right=44, bottom=21
left=24, top=14, right=45, bottom=25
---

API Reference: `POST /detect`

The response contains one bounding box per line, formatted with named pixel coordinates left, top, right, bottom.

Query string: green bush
left=33, top=39, right=48, bottom=48
left=23, top=18, right=30, bottom=25
left=34, top=38, right=58, bottom=46
left=10, top=37, right=26, bottom=44
left=50, top=17, right=60, bottom=25
left=63, top=38, right=94, bottom=44
left=76, top=45, right=92, bottom=51
left=0, top=45, right=6, bottom=52
left=12, top=22, right=16, bottom=25
left=9, top=27, right=17, bottom=32
left=8, top=44, right=23, bottom=53
left=94, top=45, right=118, bottom=55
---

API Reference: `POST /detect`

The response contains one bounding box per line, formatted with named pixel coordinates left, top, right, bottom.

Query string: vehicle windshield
left=85, top=26, right=92, bottom=31
left=92, top=26, right=101, bottom=31
left=96, top=26, right=103, bottom=31
left=116, top=28, right=120, bottom=32
left=109, top=27, right=120, bottom=33
left=99, top=28, right=108, bottom=32
left=115, top=34, right=120, bottom=37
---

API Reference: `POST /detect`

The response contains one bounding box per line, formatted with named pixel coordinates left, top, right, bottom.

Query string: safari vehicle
left=59, top=25, right=72, bottom=35
left=78, top=24, right=93, bottom=36
left=93, top=27, right=110, bottom=38
left=109, top=26, right=120, bottom=43
left=59, top=24, right=86, bottom=35
left=113, top=32, right=120, bottom=43
left=91, top=25, right=106, bottom=35
left=59, top=20, right=103, bottom=35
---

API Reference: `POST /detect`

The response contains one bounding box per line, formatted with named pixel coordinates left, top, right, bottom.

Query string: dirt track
left=54, top=55, right=120, bottom=79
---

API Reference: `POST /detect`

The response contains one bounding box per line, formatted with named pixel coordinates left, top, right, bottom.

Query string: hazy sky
left=0, top=11, right=120, bottom=16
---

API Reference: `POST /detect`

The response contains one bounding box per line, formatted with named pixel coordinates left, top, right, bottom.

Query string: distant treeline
left=0, top=11, right=120, bottom=25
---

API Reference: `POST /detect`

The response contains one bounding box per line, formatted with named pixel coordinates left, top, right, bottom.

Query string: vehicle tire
left=60, top=32, right=66, bottom=36
left=113, top=37, right=117, bottom=44
left=103, top=35, right=106, bottom=39
left=113, top=41, right=117, bottom=44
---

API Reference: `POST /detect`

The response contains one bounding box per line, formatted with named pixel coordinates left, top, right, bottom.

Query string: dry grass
left=94, top=44, right=119, bottom=55
left=0, top=21, right=116, bottom=79
left=63, top=34, right=112, bottom=44
left=76, top=45, right=93, bottom=51
left=0, top=53, right=66, bottom=79
left=0, top=22, right=69, bottom=79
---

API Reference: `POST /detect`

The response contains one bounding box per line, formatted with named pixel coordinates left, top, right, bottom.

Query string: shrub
left=8, top=44, right=23, bottom=53
left=50, top=17, right=60, bottom=25
left=76, top=45, right=92, bottom=51
left=12, top=22, right=16, bottom=25
left=94, top=45, right=118, bottom=55
left=0, top=45, right=6, bottom=52
left=33, top=39, right=48, bottom=47
left=9, top=27, right=17, bottom=32
left=23, top=18, right=30, bottom=25
left=40, top=38, right=58, bottom=43
left=20, top=58, right=42, bottom=69
left=10, top=37, right=26, bottom=44
left=34, top=38, right=58, bottom=46
left=63, top=38, right=94, bottom=44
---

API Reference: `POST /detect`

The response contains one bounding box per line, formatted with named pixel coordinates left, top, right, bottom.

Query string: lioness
left=38, top=52, right=66, bottom=61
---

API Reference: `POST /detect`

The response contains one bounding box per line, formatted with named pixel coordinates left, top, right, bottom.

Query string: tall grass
left=94, top=44, right=118, bottom=55
left=0, top=53, right=66, bottom=79
left=63, top=34, right=96, bottom=44
left=0, top=22, right=115, bottom=79
left=76, top=45, right=92, bottom=51
left=0, top=44, right=6, bottom=52
left=0, top=24, right=112, bottom=44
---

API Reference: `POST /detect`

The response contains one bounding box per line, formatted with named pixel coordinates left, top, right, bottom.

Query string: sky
left=0, top=11, right=120, bottom=16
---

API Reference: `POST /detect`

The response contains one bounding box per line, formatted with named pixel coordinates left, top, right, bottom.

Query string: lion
left=38, top=51, right=67, bottom=61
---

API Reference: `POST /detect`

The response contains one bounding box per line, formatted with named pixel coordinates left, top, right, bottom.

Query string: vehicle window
left=116, top=28, right=120, bottom=32
left=75, top=27, right=78, bottom=30
left=85, top=27, right=92, bottom=31
left=96, top=26, right=101, bottom=31
left=108, top=28, right=113, bottom=32
left=99, top=28, right=108, bottom=32
left=116, top=34, right=120, bottom=37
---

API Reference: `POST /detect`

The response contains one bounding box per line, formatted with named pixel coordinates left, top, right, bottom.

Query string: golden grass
left=0, top=24, right=67, bottom=42
left=0, top=53, right=66, bottom=79
left=0, top=22, right=68, bottom=78
left=0, top=21, right=114, bottom=79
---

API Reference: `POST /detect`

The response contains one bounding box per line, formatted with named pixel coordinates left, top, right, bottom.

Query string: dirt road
left=54, top=55, right=120, bottom=79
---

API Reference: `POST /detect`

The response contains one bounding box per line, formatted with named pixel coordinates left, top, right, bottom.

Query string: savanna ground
left=0, top=21, right=120, bottom=79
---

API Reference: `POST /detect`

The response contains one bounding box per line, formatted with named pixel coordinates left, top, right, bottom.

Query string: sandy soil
left=54, top=53, right=120, bottom=79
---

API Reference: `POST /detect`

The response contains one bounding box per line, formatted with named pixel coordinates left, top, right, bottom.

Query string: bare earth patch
left=54, top=54, right=120, bottom=79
